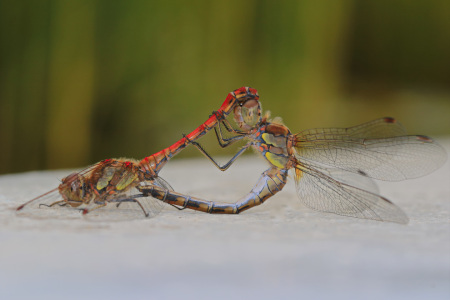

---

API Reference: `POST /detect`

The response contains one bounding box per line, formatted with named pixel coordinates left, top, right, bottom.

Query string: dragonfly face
left=58, top=172, right=88, bottom=207
left=233, top=99, right=262, bottom=131
left=230, top=87, right=261, bottom=132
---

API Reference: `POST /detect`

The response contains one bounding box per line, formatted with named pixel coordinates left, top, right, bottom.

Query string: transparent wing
left=16, top=188, right=63, bottom=211
left=298, top=117, right=407, bottom=139
left=153, top=176, right=174, bottom=191
left=17, top=162, right=171, bottom=219
left=295, top=118, right=447, bottom=181
left=15, top=161, right=103, bottom=212
left=115, top=169, right=138, bottom=191
left=96, top=175, right=175, bottom=219
left=294, top=161, right=409, bottom=224
left=134, top=176, right=174, bottom=218
left=322, top=168, right=379, bottom=195
left=117, top=177, right=173, bottom=218
left=96, top=166, right=116, bottom=190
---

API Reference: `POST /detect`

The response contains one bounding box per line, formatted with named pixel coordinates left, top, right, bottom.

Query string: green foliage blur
left=1, top=0, right=449, bottom=174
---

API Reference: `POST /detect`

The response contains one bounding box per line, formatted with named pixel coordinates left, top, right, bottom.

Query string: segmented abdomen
left=139, top=167, right=288, bottom=214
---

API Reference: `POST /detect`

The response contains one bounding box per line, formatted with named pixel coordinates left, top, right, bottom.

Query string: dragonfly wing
left=17, top=161, right=103, bottom=211
left=322, top=167, right=380, bottom=195
left=16, top=188, right=62, bottom=211
left=295, top=118, right=447, bottom=181
left=131, top=187, right=165, bottom=218
left=295, top=161, right=409, bottom=224
left=340, top=117, right=407, bottom=138
left=121, top=175, right=174, bottom=217
left=154, top=176, right=174, bottom=191
left=115, top=170, right=138, bottom=191
left=298, top=117, right=407, bottom=139
left=96, top=166, right=115, bottom=190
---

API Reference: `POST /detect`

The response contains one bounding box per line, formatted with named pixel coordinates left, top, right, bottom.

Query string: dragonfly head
left=58, top=172, right=86, bottom=206
left=233, top=87, right=262, bottom=131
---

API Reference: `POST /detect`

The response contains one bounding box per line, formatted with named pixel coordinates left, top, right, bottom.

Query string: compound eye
left=62, top=172, right=78, bottom=184
left=241, top=100, right=260, bottom=127
left=233, top=106, right=244, bottom=123
left=71, top=181, right=78, bottom=192
left=233, top=99, right=261, bottom=131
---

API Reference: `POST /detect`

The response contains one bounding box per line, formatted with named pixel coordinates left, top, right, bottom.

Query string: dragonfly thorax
left=254, top=122, right=293, bottom=169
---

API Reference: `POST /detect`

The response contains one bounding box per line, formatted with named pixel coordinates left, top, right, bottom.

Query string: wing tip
left=416, top=135, right=433, bottom=143
left=380, top=197, right=409, bottom=224
left=383, top=117, right=397, bottom=124
left=387, top=214, right=409, bottom=224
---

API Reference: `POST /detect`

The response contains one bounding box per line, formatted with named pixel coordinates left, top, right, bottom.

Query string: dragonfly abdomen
left=139, top=167, right=288, bottom=214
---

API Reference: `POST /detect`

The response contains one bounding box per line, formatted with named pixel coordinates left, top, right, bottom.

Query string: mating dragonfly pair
left=17, top=87, right=447, bottom=223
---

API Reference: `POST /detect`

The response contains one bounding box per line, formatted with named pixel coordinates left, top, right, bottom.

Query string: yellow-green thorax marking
left=253, top=122, right=292, bottom=169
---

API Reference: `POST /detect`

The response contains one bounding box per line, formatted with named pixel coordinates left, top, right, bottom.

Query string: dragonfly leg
left=140, top=167, right=288, bottom=214
left=130, top=198, right=149, bottom=217
left=190, top=140, right=250, bottom=171
left=39, top=200, right=82, bottom=208
left=183, top=121, right=243, bottom=149
left=214, top=121, right=245, bottom=147
left=81, top=203, right=107, bottom=215
left=212, top=111, right=248, bottom=136
left=39, top=200, right=67, bottom=208
left=168, top=203, right=186, bottom=210
left=112, top=198, right=151, bottom=217
left=182, top=132, right=250, bottom=171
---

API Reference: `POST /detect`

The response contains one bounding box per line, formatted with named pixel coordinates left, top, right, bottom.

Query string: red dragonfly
left=140, top=100, right=447, bottom=223
left=16, top=87, right=259, bottom=217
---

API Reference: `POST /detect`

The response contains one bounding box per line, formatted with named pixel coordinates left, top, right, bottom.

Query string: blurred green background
left=1, top=0, right=449, bottom=174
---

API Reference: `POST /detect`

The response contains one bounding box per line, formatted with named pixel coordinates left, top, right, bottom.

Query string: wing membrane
left=295, top=161, right=409, bottom=224
left=115, top=170, right=138, bottom=190
left=121, top=176, right=172, bottom=218
left=298, top=117, right=407, bottom=139
left=295, top=118, right=447, bottom=181
left=319, top=167, right=380, bottom=195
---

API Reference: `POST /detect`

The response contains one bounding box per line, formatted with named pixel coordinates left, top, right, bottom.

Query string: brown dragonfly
left=16, top=87, right=259, bottom=218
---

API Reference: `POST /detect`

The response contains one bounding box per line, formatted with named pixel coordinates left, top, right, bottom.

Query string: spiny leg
left=190, top=140, right=250, bottom=171
left=81, top=203, right=107, bottom=215
left=208, top=111, right=247, bottom=147
left=129, top=198, right=150, bottom=217
left=182, top=132, right=250, bottom=171
left=213, top=117, right=246, bottom=147
left=114, top=196, right=167, bottom=217
left=212, top=111, right=248, bottom=136
left=39, top=200, right=67, bottom=208
left=168, top=204, right=185, bottom=210
left=39, top=199, right=83, bottom=208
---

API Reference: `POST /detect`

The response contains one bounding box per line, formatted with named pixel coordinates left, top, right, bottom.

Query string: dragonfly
left=16, top=87, right=260, bottom=217
left=140, top=102, right=447, bottom=223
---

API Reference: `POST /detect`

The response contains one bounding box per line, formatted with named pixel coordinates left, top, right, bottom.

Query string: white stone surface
left=0, top=139, right=449, bottom=300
